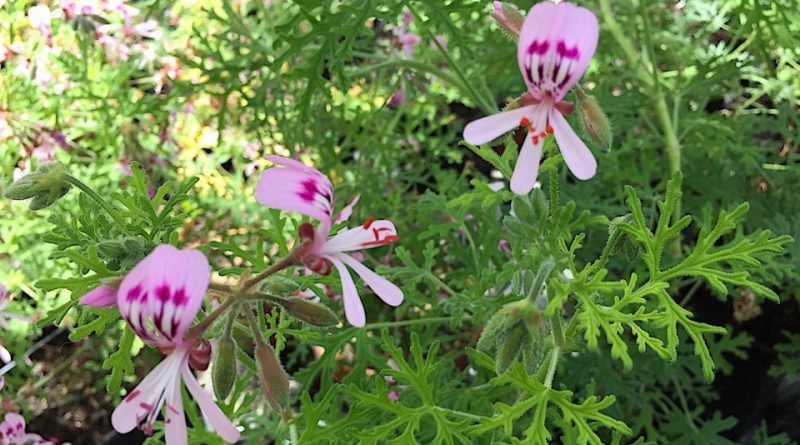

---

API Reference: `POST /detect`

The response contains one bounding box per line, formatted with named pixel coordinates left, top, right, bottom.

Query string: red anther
left=363, top=216, right=376, bottom=229
left=539, top=131, right=546, bottom=138
left=546, top=124, right=554, bottom=134
left=519, top=117, right=531, bottom=128
left=528, top=126, right=536, bottom=133
left=532, top=135, right=540, bottom=145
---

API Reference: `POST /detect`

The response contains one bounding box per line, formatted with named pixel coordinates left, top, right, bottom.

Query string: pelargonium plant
left=0, top=1, right=797, bottom=444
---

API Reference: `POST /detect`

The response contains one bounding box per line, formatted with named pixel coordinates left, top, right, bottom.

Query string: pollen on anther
left=532, top=135, right=540, bottom=145
left=546, top=124, right=554, bottom=134
left=528, top=126, right=536, bottom=133
left=519, top=117, right=530, bottom=128
left=539, top=131, right=546, bottom=138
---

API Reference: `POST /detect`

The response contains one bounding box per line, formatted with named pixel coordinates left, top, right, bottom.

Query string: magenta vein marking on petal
left=126, top=284, right=143, bottom=301
left=172, top=287, right=187, bottom=306
left=556, top=40, right=579, bottom=59
left=155, top=284, right=171, bottom=302
left=297, top=179, right=318, bottom=203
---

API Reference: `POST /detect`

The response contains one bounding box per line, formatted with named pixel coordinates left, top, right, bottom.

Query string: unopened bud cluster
left=3, top=162, right=72, bottom=210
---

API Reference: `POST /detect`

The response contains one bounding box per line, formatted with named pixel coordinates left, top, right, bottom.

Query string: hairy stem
left=64, top=175, right=126, bottom=227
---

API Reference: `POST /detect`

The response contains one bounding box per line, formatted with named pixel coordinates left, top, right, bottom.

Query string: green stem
left=434, top=406, right=483, bottom=422
left=549, top=166, right=558, bottom=222
left=363, top=316, right=468, bottom=330
left=407, top=5, right=497, bottom=115
left=64, top=175, right=126, bottom=227
left=543, top=345, right=561, bottom=389
left=599, top=0, right=682, bottom=256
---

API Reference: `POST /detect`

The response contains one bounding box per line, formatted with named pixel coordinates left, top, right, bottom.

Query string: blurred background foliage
left=0, top=0, right=798, bottom=443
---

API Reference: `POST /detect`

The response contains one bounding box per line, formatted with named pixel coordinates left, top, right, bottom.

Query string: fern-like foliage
left=545, top=173, right=792, bottom=381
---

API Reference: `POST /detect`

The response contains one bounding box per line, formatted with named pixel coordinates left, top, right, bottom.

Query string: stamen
left=532, top=135, right=540, bottom=145
left=539, top=131, right=546, bottom=138
left=519, top=117, right=531, bottom=128
left=528, top=126, right=536, bottom=133
left=546, top=124, right=554, bottom=134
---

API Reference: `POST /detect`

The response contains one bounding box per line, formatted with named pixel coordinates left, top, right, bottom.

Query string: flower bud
left=492, top=2, right=524, bottom=40
left=3, top=162, right=72, bottom=210
left=255, top=342, right=289, bottom=412
left=495, top=324, right=527, bottom=374
left=260, top=276, right=299, bottom=296
left=281, top=297, right=340, bottom=327
left=576, top=88, right=612, bottom=150
left=606, top=215, right=632, bottom=257
left=212, top=336, right=237, bottom=400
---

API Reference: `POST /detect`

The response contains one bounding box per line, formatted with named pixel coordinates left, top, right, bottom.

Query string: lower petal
left=0, top=344, right=10, bottom=363
left=463, top=106, right=536, bottom=145
left=549, top=109, right=597, bottom=180
left=326, top=255, right=366, bottom=327
left=181, top=367, right=241, bottom=443
left=165, top=376, right=187, bottom=445
left=510, top=133, right=543, bottom=195
left=335, top=254, right=403, bottom=307
left=111, top=355, right=175, bottom=433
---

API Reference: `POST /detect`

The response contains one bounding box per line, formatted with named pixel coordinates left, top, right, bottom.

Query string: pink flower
left=388, top=390, right=400, bottom=401
left=397, top=33, right=421, bottom=58
left=256, top=156, right=404, bottom=327
left=463, top=2, right=599, bottom=194
left=110, top=245, right=240, bottom=444
left=0, top=413, right=54, bottom=445
left=388, top=89, right=404, bottom=107
left=27, top=5, right=53, bottom=38
left=1, top=283, right=23, bottom=364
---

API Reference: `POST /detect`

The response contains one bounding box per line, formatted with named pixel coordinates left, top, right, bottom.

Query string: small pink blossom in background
left=392, top=9, right=421, bottom=58
left=154, top=56, right=181, bottom=94
left=0, top=412, right=58, bottom=445
left=388, top=390, right=400, bottom=401
left=256, top=155, right=404, bottom=327
left=401, top=10, right=413, bottom=27
left=463, top=2, right=600, bottom=194
left=432, top=35, right=448, bottom=49
left=32, top=140, right=56, bottom=162
left=28, top=4, right=53, bottom=38
left=498, top=239, right=511, bottom=255
left=110, top=245, right=240, bottom=444
left=397, top=33, right=421, bottom=58
left=0, top=283, right=11, bottom=364
left=388, top=89, right=404, bottom=107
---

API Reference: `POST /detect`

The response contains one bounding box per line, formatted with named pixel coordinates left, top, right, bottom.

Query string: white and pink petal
left=256, top=155, right=335, bottom=230
left=117, top=244, right=210, bottom=348
left=326, top=255, right=366, bottom=327
left=463, top=105, right=536, bottom=146
left=321, top=219, right=399, bottom=254
left=549, top=108, right=597, bottom=180
left=517, top=2, right=599, bottom=101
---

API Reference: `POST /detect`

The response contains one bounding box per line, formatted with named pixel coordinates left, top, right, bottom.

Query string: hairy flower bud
left=212, top=336, right=237, bottom=400
left=3, top=162, right=72, bottom=210
left=255, top=342, right=289, bottom=412
left=576, top=88, right=612, bottom=150
left=281, top=297, right=340, bottom=327
left=492, top=1, right=524, bottom=40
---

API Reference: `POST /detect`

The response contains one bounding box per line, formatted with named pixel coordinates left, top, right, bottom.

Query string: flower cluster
left=1, top=1, right=607, bottom=443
